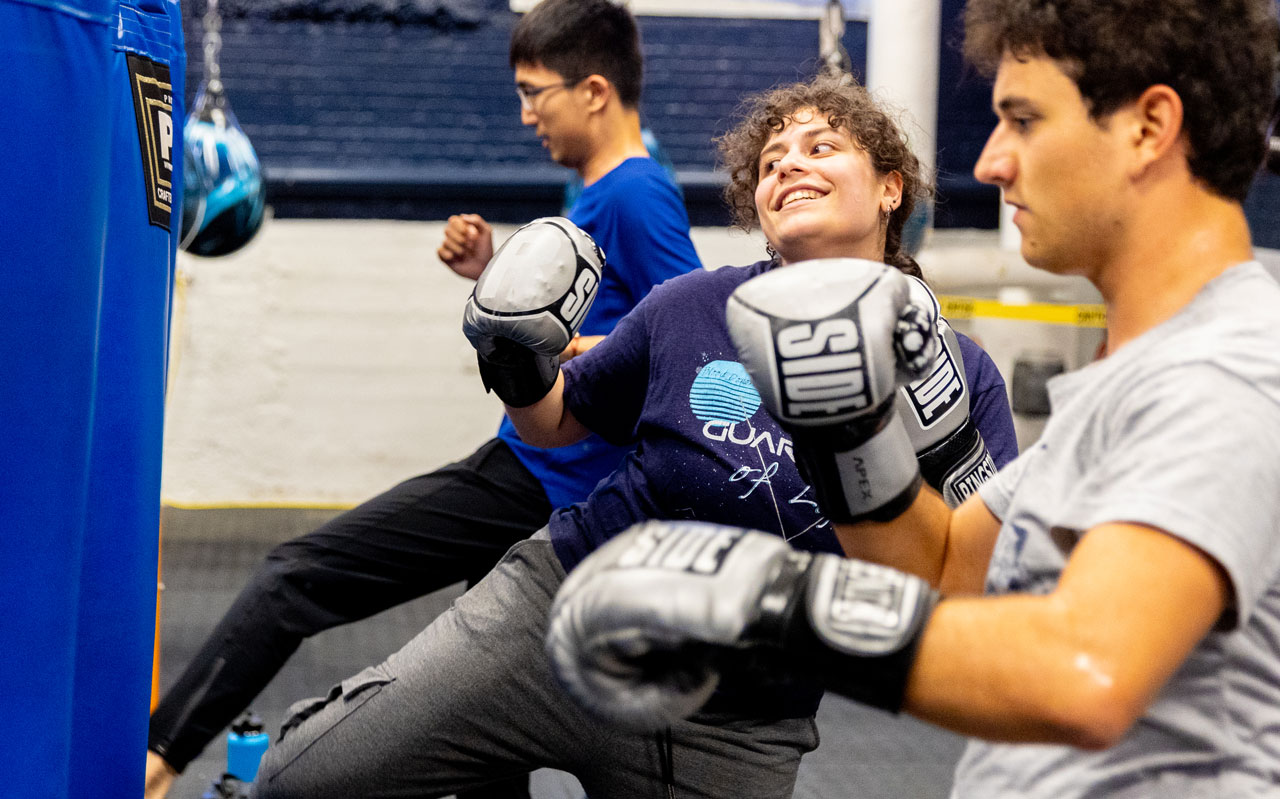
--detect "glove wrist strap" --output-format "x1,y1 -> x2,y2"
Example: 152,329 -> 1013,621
477,350 -> 559,408
790,556 -> 939,713
792,413 -> 922,524
916,417 -> 997,508
745,551 -> 814,647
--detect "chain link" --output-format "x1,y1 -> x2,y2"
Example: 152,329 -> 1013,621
818,0 -> 851,78
202,0 -> 223,88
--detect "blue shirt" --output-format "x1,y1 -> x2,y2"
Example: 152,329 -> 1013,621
496,157 -> 702,510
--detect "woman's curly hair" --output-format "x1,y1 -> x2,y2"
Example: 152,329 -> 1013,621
716,73 -> 933,277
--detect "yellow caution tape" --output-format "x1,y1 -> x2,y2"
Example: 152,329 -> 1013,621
938,295 -> 1107,328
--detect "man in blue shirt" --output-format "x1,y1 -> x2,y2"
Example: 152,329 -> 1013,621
144,2 -> 701,797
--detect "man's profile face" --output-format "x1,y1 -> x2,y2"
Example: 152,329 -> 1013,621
513,62 -> 591,170
973,54 -> 1131,278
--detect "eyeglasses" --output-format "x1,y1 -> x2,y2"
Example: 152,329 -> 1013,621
515,78 -> 583,111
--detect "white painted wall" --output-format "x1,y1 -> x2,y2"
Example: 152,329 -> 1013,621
160,219 -> 770,506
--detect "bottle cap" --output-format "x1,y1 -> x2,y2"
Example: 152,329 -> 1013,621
229,710 -> 264,736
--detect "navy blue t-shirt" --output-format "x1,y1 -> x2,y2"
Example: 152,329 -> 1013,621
496,157 -> 703,510
550,259 -> 1018,570
549,260 -> 1016,717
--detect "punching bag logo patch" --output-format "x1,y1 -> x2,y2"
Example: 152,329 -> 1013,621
126,54 -> 175,231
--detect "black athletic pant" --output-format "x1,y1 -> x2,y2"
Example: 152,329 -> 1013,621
150,438 -> 553,798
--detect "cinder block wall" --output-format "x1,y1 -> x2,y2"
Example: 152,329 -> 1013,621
184,6 -> 877,171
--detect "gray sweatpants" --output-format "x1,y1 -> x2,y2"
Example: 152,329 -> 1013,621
250,532 -> 819,799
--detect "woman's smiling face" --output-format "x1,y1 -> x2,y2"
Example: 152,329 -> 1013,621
754,108 -> 902,265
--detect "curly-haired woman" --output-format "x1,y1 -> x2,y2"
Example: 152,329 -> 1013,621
253,73 -> 1017,799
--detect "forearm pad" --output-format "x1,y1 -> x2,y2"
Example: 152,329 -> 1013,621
790,404 -> 923,524
916,417 -> 997,508
775,555 -> 938,713
476,337 -> 560,408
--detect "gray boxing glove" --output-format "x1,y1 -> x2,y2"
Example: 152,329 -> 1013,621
895,277 -> 998,507
462,217 -> 604,407
546,520 -> 938,733
726,259 -> 939,523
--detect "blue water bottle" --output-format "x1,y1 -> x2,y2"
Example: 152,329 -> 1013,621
226,711 -> 269,782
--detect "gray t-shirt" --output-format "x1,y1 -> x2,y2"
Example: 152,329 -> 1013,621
956,262 -> 1280,798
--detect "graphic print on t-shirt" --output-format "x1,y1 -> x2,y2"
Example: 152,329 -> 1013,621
689,360 -> 761,422
690,360 -> 829,542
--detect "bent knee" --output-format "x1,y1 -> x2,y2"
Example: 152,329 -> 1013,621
250,666 -> 395,797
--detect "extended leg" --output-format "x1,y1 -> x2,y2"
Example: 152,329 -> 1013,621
149,439 -> 550,773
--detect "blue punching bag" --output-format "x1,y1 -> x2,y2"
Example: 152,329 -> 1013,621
0,0 -> 115,795
69,1 -> 186,796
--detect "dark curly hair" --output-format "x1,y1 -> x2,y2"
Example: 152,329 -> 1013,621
964,0 -> 1279,203
716,74 -> 931,278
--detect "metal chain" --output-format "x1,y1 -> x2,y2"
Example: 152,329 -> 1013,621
202,0 -> 223,89
818,0 -> 851,78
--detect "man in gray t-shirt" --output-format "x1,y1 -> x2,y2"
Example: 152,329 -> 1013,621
859,2 -> 1280,793
540,1 -> 1280,796
818,0 -> 1280,793
953,261 -> 1280,797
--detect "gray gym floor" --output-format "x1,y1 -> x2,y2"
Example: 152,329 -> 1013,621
158,508 -> 964,799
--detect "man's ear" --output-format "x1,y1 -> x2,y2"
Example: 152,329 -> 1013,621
1129,84 -> 1185,176
581,74 -> 611,113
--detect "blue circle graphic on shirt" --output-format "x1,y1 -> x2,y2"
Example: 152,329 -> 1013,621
689,360 -> 761,422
